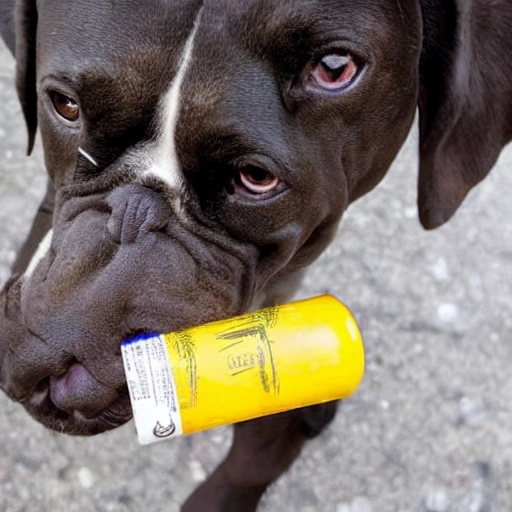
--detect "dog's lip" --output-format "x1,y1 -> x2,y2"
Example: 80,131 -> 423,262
38,395 -> 131,436
25,379 -> 132,434
93,389 -> 133,425
59,384 -> 133,426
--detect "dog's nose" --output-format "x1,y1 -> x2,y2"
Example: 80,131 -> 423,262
107,184 -> 170,244
49,362 -> 118,418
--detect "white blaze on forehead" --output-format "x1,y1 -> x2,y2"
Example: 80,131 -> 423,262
142,11 -> 203,188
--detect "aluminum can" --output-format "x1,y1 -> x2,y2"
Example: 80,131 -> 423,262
121,294 -> 364,445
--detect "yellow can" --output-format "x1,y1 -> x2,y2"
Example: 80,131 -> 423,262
121,295 -> 364,445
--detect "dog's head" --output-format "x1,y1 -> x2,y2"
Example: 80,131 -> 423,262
1,0 -> 511,435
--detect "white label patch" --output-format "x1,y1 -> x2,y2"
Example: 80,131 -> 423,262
121,334 -> 183,445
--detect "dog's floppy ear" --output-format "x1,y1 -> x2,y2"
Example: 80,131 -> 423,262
14,0 -> 38,155
417,0 -> 512,229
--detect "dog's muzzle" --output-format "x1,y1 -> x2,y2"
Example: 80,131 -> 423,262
0,183 -> 256,435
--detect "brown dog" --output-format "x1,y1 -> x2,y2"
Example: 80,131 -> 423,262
1,0 -> 511,510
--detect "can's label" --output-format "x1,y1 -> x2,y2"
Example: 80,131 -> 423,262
121,295 -> 364,445
122,333 -> 183,444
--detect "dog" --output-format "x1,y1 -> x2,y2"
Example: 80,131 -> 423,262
1,0 -> 511,510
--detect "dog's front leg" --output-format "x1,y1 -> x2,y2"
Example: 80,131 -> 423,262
182,402 -> 338,512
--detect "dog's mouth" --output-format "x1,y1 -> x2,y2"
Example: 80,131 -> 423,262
1,182 -> 259,436
21,361 -> 133,436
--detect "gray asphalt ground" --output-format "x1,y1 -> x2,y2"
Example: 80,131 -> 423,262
1,38 -> 512,512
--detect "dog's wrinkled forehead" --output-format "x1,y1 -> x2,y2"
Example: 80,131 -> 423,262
36,0 -> 420,105
35,0 -> 421,197
37,0 -> 201,62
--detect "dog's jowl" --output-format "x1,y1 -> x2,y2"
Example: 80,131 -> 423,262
1,0 -> 512,510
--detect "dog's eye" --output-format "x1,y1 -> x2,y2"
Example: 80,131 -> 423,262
310,53 -> 359,91
50,92 -> 80,122
235,167 -> 282,195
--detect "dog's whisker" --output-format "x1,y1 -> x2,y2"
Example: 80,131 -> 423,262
78,146 -> 99,167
